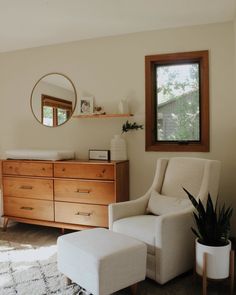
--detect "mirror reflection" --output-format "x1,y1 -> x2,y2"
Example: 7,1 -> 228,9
31,73 -> 77,127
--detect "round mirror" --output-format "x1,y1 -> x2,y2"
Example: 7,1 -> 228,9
30,73 -> 77,127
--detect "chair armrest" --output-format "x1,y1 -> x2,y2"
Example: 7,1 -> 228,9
154,207 -> 195,284
108,194 -> 149,229
155,208 -> 194,245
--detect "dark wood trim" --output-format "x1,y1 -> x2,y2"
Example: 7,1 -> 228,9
42,95 -> 72,107
145,50 -> 209,152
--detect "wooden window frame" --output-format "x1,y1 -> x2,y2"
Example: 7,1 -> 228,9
145,50 -> 209,152
41,95 -> 72,127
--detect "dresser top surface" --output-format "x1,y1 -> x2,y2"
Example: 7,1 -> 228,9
2,159 -> 128,165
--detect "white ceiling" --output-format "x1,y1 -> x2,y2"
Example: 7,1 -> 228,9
0,0 -> 235,53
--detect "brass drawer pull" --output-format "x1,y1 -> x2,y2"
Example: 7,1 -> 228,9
75,211 -> 92,216
75,189 -> 90,194
20,206 -> 34,210
97,169 -> 106,178
20,185 -> 33,190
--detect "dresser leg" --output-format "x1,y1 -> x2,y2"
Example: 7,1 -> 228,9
61,228 -> 65,235
3,217 -> 9,231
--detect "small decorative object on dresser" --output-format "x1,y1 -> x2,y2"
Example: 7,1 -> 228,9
110,121 -> 143,161
89,149 -> 110,161
2,159 -> 129,231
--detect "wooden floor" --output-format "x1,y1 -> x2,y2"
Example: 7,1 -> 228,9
0,223 -> 235,295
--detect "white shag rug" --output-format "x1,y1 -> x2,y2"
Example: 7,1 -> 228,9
0,240 -> 90,295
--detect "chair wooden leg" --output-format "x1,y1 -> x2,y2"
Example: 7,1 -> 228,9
202,252 -> 207,295
230,250 -> 235,295
3,217 -> 8,231
130,283 -> 138,295
65,277 -> 72,285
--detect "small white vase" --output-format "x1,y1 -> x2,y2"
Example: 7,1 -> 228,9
118,98 -> 129,114
195,239 -> 231,279
110,135 -> 127,160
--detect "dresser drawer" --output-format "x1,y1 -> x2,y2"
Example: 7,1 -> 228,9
54,179 -> 115,205
55,202 -> 108,227
2,161 -> 53,177
54,163 -> 114,180
3,177 -> 53,200
4,197 -> 54,221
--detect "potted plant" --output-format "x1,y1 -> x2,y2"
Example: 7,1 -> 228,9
122,120 -> 143,133
184,188 -> 233,279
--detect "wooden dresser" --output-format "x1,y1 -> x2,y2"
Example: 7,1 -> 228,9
1,159 -> 129,231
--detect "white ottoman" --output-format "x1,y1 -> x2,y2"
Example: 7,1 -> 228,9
57,228 -> 147,295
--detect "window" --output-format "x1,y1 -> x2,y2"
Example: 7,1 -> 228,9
41,95 -> 72,127
145,51 -> 209,152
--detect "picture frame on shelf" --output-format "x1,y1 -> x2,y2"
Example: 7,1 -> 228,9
79,97 -> 94,115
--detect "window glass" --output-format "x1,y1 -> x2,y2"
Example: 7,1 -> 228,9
156,63 -> 200,141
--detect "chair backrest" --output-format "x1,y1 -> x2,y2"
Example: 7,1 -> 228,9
152,157 -> 221,205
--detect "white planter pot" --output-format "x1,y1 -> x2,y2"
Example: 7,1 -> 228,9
110,134 -> 127,161
195,239 -> 231,279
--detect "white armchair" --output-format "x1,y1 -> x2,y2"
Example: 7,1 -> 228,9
109,157 -> 221,284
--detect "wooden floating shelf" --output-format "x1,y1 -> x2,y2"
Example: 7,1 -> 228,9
73,113 -> 134,119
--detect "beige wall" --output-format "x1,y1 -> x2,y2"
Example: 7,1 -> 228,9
0,22 -> 236,234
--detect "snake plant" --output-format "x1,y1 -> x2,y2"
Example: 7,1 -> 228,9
184,188 -> 233,246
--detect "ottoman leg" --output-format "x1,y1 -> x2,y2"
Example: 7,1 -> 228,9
130,283 -> 138,295
65,277 -> 72,285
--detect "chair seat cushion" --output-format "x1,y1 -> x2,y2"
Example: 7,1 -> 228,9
147,190 -> 192,215
112,215 -> 157,255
